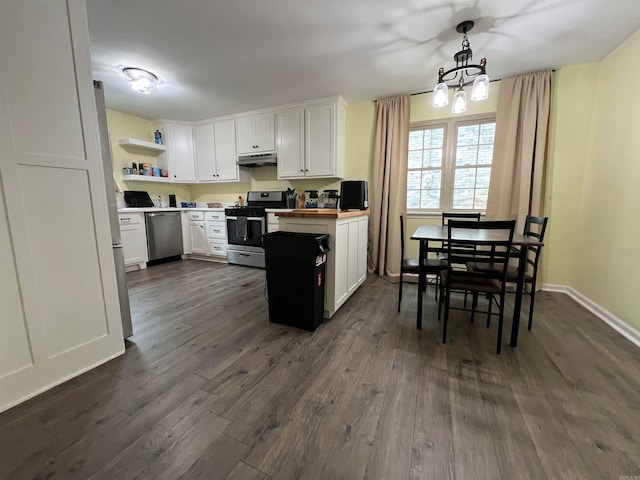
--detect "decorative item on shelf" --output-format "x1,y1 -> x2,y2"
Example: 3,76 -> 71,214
160,169 -> 169,178
432,20 -> 489,114
132,162 -> 138,175
154,129 -> 163,145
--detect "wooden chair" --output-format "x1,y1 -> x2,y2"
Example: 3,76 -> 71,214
438,220 -> 516,354
398,214 -> 446,311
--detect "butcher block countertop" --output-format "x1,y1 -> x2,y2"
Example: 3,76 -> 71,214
277,209 -> 369,219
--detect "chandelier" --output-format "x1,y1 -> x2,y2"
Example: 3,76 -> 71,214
432,20 -> 489,114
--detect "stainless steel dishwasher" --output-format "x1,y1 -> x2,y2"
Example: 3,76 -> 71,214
145,212 -> 183,261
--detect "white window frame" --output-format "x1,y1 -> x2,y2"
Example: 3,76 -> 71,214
407,113 -> 496,216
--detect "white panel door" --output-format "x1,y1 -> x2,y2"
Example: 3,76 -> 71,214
347,219 -> 360,294
276,109 -> 305,179
305,104 -> 335,177
167,124 -> 196,182
253,113 -> 275,152
189,222 -> 207,255
214,121 -> 239,181
334,222 -> 350,306
0,0 -> 124,412
194,123 -> 216,182
357,216 -> 369,285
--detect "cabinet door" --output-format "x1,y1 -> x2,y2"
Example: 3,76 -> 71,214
189,221 -> 206,255
235,117 -> 255,155
347,219 -> 360,294
356,216 -> 368,285
253,113 -> 275,152
120,224 -> 146,266
305,104 -> 335,177
214,121 -> 239,181
236,114 -> 275,154
276,109 -> 305,179
194,123 -> 216,182
334,221 -> 350,306
167,124 -> 196,182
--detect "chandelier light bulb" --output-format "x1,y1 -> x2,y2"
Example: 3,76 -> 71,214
432,82 -> 449,108
471,74 -> 490,101
451,89 -> 467,114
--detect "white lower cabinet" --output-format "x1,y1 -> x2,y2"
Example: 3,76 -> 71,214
118,213 -> 148,270
277,212 -> 368,318
267,212 -> 281,233
189,221 -> 206,255
204,210 -> 227,260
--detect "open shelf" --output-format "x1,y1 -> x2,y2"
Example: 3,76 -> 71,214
122,174 -> 170,183
118,138 -> 167,152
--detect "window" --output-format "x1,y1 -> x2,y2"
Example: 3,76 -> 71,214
407,116 -> 496,212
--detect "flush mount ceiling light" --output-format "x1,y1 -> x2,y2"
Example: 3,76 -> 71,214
432,20 -> 489,114
121,67 -> 159,94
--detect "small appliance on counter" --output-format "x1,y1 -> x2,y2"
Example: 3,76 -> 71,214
339,180 -> 368,210
124,190 -> 154,208
322,190 -> 339,208
305,190 -> 319,208
169,194 -> 177,208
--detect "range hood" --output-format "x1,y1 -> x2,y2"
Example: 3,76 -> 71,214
236,152 -> 277,167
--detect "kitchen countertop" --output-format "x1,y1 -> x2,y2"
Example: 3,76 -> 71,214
277,209 -> 369,219
118,207 -> 224,213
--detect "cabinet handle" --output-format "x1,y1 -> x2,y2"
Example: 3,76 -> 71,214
305,169 -> 309,172
299,169 -> 304,172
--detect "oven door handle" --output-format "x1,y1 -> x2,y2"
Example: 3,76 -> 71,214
226,216 -> 237,220
247,216 -> 264,221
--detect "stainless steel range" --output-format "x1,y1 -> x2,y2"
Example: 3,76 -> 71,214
225,191 -> 287,268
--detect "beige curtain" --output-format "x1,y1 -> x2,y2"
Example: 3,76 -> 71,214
486,70 -> 552,232
369,95 -> 410,277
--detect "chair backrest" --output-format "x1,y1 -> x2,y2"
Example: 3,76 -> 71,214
446,220 -> 516,287
523,215 -> 548,277
441,212 -> 482,255
399,214 -> 406,261
442,212 -> 481,225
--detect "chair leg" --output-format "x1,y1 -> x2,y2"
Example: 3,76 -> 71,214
486,295 -> 493,328
437,280 -> 443,321
434,275 -> 439,301
470,293 -> 478,323
496,296 -> 504,355
397,274 -> 403,312
442,287 -> 450,344
528,290 -> 536,330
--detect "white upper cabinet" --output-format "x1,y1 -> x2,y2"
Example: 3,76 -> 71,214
154,121 -> 196,182
236,113 -> 275,154
195,121 -> 249,183
277,97 -> 346,179
276,109 -> 305,178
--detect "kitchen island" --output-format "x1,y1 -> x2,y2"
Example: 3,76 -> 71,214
277,209 -> 369,318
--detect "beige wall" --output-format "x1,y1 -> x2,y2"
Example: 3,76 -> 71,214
107,109 -> 191,205
543,64 -> 599,286
566,30 -> 640,331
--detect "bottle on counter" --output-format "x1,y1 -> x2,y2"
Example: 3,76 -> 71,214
238,195 -> 243,206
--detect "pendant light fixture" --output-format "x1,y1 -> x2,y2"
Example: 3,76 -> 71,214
432,20 -> 489,113
121,67 -> 159,94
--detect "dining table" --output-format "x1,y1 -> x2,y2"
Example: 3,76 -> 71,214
411,224 -> 543,348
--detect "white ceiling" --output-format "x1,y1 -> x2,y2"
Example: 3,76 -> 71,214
86,0 -> 640,122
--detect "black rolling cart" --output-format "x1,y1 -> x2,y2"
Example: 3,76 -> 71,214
263,231 -> 330,331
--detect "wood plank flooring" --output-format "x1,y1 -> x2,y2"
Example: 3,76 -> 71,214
1,259 -> 639,479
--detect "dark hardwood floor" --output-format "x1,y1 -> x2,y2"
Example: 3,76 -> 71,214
1,259 -> 639,479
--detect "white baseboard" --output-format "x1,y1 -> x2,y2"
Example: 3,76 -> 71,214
542,284 -> 640,349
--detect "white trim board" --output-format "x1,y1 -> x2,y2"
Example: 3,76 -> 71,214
542,284 -> 640,349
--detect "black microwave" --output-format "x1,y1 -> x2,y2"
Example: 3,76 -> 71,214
339,180 -> 368,210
